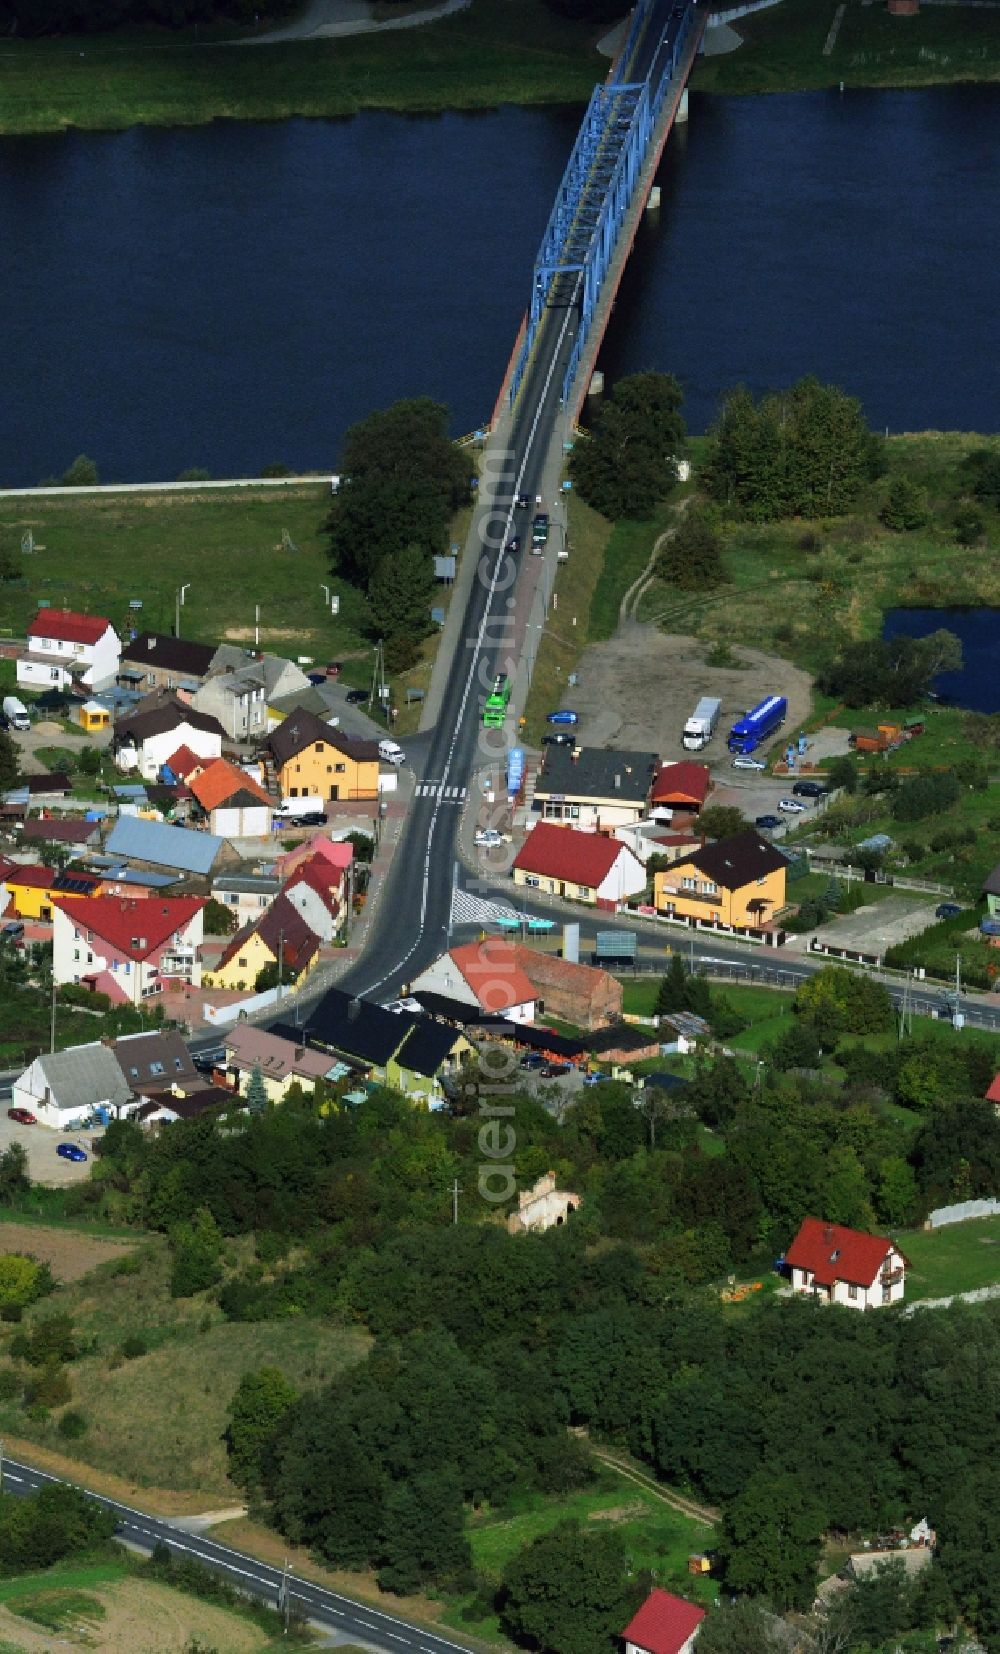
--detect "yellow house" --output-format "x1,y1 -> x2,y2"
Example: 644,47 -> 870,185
654,830 -> 787,930
268,708 -> 380,803
6,866 -> 104,921
203,894 -> 320,991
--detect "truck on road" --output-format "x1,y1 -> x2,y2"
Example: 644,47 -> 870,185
682,696 -> 721,751
727,694 -> 787,755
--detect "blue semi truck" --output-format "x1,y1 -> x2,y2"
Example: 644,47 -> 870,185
728,694 -> 788,755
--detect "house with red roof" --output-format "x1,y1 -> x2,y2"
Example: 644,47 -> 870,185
188,758 -> 271,839
411,940 -> 623,1030
161,745 -> 205,784
649,761 -> 711,817
986,1074 -> 1000,1111
785,1217 -> 907,1310
512,823 -> 646,909
276,835 -> 354,883
18,608 -> 120,694
622,1588 -> 705,1654
282,852 -> 346,943
52,895 -> 206,1006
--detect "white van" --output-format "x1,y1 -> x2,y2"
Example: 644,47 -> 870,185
2,696 -> 30,732
378,739 -> 405,766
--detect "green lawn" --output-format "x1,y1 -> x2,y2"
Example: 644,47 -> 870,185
902,1217 -> 1000,1301
0,484 -> 375,677
0,0 -> 602,137
693,0 -> 1000,95
444,1470 -> 715,1639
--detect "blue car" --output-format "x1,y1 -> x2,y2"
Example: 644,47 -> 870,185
56,1143 -> 87,1163
546,709 -> 579,726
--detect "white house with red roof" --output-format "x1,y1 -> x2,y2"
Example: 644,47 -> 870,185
986,1074 -> 1000,1111
785,1217 -> 907,1310
18,608 -> 121,693
411,938 -> 538,1022
52,895 -> 205,1006
512,822 -> 646,909
281,852 -> 346,943
622,1588 -> 705,1654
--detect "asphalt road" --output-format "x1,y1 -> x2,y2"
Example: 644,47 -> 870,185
1,1456 -> 478,1654
336,0 -> 697,1004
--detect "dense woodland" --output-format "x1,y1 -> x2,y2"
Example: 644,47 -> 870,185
58,965 -> 1000,1648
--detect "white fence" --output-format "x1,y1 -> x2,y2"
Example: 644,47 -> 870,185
706,0 -> 783,26
203,986 -> 282,1027
926,1197 -> 1000,1230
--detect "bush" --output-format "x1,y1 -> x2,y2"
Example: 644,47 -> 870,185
25,1361 -> 72,1409
60,454 -> 99,487
10,1314 -> 78,1367
954,506 -> 985,546
880,476 -> 928,531
121,1333 -> 148,1360
0,1366 -> 22,1401
891,771 -> 961,823
57,1408 -> 88,1439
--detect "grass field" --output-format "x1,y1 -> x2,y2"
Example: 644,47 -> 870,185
0,1559 -> 298,1652
0,484 -> 373,676
0,984 -> 163,1070
693,0 -> 1000,95
3,1242 -> 368,1498
0,0 -> 601,137
522,493 -> 612,744
901,1216 -> 1000,1300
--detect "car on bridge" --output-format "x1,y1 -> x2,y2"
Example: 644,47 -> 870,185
546,709 -> 579,725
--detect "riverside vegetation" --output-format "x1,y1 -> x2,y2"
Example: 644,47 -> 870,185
1,986 -> 999,1646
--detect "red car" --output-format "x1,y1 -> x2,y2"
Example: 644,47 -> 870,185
7,1107 -> 36,1125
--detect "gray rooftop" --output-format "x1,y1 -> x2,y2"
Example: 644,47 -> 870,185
106,816 -> 224,875
33,1044 -> 132,1111
534,745 -> 658,806
213,874 -> 281,894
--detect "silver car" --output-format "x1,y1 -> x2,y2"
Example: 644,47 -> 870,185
731,754 -> 766,772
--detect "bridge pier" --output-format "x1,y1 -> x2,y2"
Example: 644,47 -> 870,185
676,87 -> 689,123
646,185 -> 661,211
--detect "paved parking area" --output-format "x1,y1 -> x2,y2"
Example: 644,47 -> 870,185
0,1111 -> 101,1186
810,894 -> 939,962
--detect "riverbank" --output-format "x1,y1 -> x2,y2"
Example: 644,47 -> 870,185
0,0 -> 599,135
693,0 -> 1000,95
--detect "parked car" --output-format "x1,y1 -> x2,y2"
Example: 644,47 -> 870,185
344,687 -> 369,705
542,733 -> 574,748
325,662 -> 342,679
732,755 -> 767,772
474,828 -> 506,847
520,1053 -> 546,1069
1,921 -> 25,944
506,537 -> 521,555
792,780 -> 828,799
516,493 -> 531,511
7,1107 -> 36,1125
56,1144 -> 87,1163
193,1046 -> 226,1073
778,797 -> 806,814
541,1062 -> 572,1078
546,709 -> 579,725
297,811 -> 328,826
935,902 -> 964,920
306,671 -> 327,686
582,1073 -> 608,1087
755,814 -> 784,831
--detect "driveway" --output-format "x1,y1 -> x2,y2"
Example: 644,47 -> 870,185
0,1112 -> 101,1187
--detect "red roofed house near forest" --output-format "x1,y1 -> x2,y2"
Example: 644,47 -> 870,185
622,1588 -> 706,1654
411,940 -> 623,1031
986,1074 -> 1000,1111
52,896 -> 206,1006
512,823 -> 646,909
18,608 -> 121,694
785,1217 -> 907,1310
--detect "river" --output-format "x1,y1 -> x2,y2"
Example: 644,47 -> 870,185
1,85 -> 998,486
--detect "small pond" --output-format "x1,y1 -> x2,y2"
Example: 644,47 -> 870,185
882,607 -> 1000,713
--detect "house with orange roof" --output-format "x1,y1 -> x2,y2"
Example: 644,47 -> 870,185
18,608 -> 120,693
52,895 -> 205,1005
649,760 -> 711,817
188,758 -> 272,839
410,940 -> 623,1030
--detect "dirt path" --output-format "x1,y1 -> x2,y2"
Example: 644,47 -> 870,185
587,1444 -> 718,1526
242,0 -> 471,44
619,499 -> 691,626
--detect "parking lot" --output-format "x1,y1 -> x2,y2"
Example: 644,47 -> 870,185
710,773 -> 833,835
0,1110 -> 101,1186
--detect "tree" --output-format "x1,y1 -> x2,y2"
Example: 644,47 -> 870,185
880,476 -> 928,531
655,955 -> 689,1016
169,1207 -> 223,1298
500,1521 -> 641,1654
77,745 -> 102,776
817,630 -> 962,709
254,959 -> 296,992
0,731 -> 21,793
719,1470 -> 827,1609
0,1144 -> 29,1204
891,770 -> 960,822
377,1468 -> 471,1593
698,804 -> 748,840
227,1366 -> 298,1495
60,454 -> 99,486
953,505 -> 984,546
657,509 -> 724,590
826,755 -> 858,795
368,541 -> 435,670
695,1600 -> 785,1654
0,542 -> 22,582
0,1254 -> 51,1315
569,372 -> 686,520
245,1065 -> 268,1117
203,897 -> 237,936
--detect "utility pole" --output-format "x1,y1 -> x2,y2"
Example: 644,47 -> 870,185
279,1555 -> 290,1634
451,1179 -> 462,1225
49,975 -> 57,1055
175,583 -> 191,638
277,930 -> 284,1004
254,604 -> 261,650
344,858 -> 354,944
0,1436 -> 4,1495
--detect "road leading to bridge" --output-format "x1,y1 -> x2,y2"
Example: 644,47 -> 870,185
339,0 -> 702,1002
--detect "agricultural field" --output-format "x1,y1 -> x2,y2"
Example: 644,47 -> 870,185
0,1223 -> 138,1284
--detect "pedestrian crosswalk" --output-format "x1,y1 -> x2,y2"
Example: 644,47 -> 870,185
415,781 -> 467,802
450,888 -> 521,929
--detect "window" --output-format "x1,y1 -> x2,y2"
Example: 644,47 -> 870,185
129,1067 -> 139,1079
848,1283 -> 858,1301
147,672 -> 157,686
570,805 -> 580,820
124,961 -> 131,974
703,880 -> 718,895
577,886 -> 590,898
326,765 -> 332,774
50,667 -> 60,681
174,1058 -> 184,1071
149,1061 -> 165,1076
74,928 -> 80,940
682,876 -> 696,890
525,875 -> 540,888
335,763 -> 345,774
238,957 -> 247,968
111,960 -> 118,972
314,743 -> 323,752
73,949 -> 80,961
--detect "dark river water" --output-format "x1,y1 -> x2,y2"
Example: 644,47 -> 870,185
2,84 -> 999,486
883,607 -> 1000,714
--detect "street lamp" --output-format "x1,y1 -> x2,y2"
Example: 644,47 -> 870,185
175,584 -> 191,638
